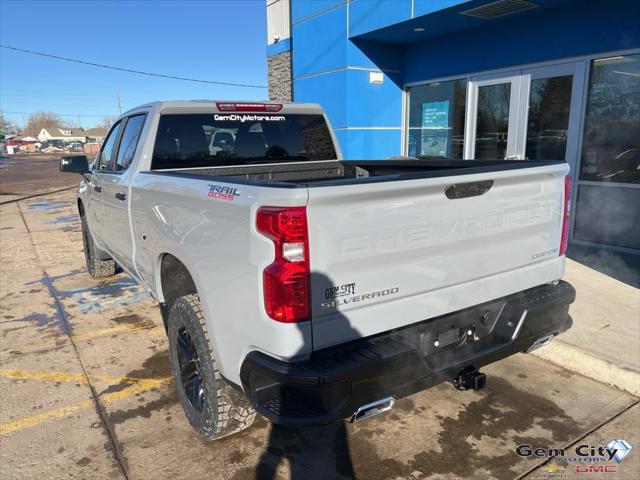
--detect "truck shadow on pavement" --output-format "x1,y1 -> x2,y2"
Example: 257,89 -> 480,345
255,422 -> 355,480
254,272 -> 359,480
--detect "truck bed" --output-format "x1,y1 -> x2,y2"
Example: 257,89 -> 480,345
148,159 -> 566,187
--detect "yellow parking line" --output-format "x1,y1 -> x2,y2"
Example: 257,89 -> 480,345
0,399 -> 95,435
0,369 -> 98,384
0,368 -> 165,387
0,372 -> 172,435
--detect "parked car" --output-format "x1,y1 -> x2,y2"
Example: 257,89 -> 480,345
61,101 -> 575,440
41,140 -> 64,153
68,142 -> 84,152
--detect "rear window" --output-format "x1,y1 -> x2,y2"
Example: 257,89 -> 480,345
151,113 -> 337,169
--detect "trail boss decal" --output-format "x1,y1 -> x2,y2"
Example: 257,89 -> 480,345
208,184 -> 240,202
321,286 -> 400,310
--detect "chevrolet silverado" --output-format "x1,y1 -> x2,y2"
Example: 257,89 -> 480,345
60,101 -> 575,440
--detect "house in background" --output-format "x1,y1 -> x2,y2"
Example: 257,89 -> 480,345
37,127 -> 87,143
82,126 -> 107,143
37,126 -> 107,143
82,126 -> 107,155
266,0 -> 639,277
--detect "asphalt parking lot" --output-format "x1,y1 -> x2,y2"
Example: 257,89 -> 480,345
0,154 -> 78,198
1,156 -> 638,479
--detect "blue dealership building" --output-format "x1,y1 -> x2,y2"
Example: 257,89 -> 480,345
266,0 -> 639,262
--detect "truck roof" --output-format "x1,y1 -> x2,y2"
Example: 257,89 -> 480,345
122,100 -> 324,117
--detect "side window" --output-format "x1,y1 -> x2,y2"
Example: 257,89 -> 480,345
96,121 -> 123,171
115,114 -> 146,171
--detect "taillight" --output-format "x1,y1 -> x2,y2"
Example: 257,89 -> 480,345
560,176 -> 572,256
256,206 -> 310,323
216,102 -> 283,112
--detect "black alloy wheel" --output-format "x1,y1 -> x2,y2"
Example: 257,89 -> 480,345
167,294 -> 256,440
176,326 -> 205,412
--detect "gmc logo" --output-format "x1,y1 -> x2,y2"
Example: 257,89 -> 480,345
576,465 -> 617,473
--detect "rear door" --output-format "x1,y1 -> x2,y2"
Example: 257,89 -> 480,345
100,114 -> 147,274
306,163 -> 569,350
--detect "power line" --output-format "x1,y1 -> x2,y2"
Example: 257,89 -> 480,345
1,99 -> 130,108
1,44 -> 268,89
2,89 -> 139,100
1,91 -> 158,106
1,110 -> 111,118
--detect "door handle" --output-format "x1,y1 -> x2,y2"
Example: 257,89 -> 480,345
93,185 -> 102,193
445,180 -> 494,199
115,192 -> 127,201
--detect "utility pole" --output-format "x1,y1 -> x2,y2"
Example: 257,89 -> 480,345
116,88 -> 122,116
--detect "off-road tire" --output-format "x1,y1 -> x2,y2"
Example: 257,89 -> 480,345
80,216 -> 116,277
168,294 -> 256,440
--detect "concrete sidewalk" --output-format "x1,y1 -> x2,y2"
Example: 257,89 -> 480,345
533,259 -> 640,396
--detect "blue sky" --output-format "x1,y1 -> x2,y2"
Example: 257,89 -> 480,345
0,0 -> 268,128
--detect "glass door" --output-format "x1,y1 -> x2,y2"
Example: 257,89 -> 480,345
517,63 -> 586,173
464,64 -> 585,165
464,72 -> 522,160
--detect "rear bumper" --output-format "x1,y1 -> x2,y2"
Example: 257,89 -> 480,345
240,280 -> 575,426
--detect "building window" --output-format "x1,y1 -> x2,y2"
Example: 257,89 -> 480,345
406,79 -> 466,159
579,53 -> 640,184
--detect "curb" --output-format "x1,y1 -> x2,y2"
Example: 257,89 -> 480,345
532,339 -> 640,397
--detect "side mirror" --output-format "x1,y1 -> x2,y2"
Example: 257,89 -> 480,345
60,155 -> 89,174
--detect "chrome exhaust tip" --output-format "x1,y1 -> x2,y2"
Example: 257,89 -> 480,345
526,334 -> 554,353
350,396 -> 395,423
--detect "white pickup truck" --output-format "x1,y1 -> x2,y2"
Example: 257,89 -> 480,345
61,101 -> 575,440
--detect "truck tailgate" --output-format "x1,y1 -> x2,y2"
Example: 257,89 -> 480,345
306,163 -> 569,350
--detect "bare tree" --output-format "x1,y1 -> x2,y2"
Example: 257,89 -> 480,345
24,111 -> 63,137
0,113 -> 19,136
98,115 -> 117,129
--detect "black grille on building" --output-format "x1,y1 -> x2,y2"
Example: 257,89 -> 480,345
461,0 -> 539,19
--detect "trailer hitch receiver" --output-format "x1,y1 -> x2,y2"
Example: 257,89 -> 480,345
454,366 -> 486,391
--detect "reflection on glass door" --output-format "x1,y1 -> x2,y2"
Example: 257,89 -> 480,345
475,83 -> 512,159
518,63 -> 585,170
574,53 -> 640,251
579,54 -> 640,184
465,72 -> 521,160
525,75 -> 573,160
